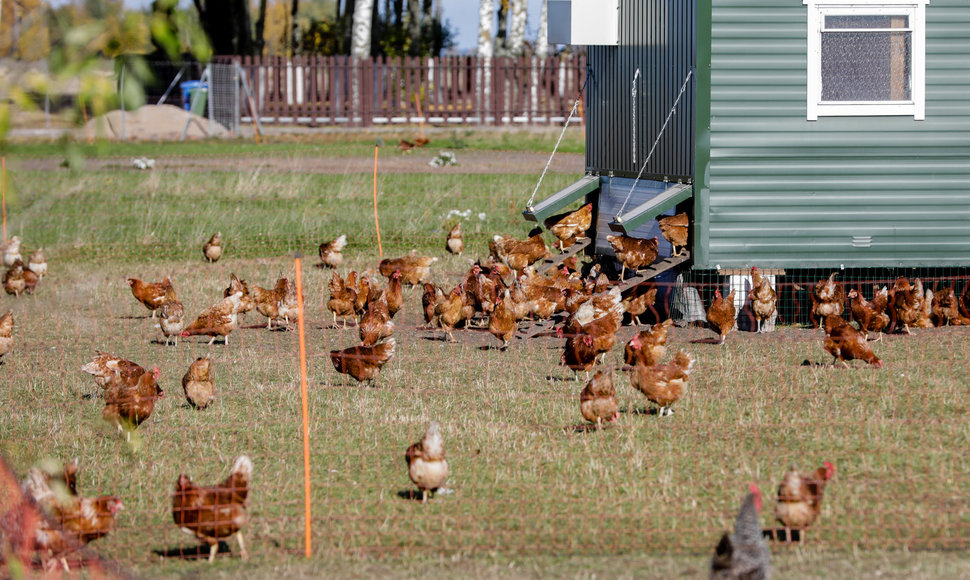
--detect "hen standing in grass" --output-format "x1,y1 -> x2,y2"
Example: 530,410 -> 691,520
327,271 -> 358,327
3,261 -> 26,296
624,319 -> 674,367
252,277 -> 289,329
1,236 -> 21,267
446,222 -> 464,256
750,267 -> 776,334
0,310 -> 13,359
847,287 -> 889,340
579,369 -> 618,426
157,299 -> 186,345
405,422 -> 449,503
224,273 -> 256,315
182,355 -> 215,410
379,254 -> 438,286
629,350 -> 694,416
710,485 -> 771,580
172,456 -> 252,563
386,270 -> 404,318
318,234 -> 347,268
127,276 -> 177,319
707,289 -> 737,345
488,289 -> 518,349
101,365 -> 163,439
23,461 -> 123,570
931,285 -> 967,326
621,285 -> 658,326
28,248 -> 47,279
775,461 -> 835,540
329,338 -> 396,385
812,272 -> 845,328
202,232 -> 222,263
359,290 -> 394,346
822,315 -> 882,367
181,291 -> 244,345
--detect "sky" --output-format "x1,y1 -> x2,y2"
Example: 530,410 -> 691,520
444,0 -> 544,52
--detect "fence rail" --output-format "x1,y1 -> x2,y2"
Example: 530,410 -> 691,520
213,54 -> 588,127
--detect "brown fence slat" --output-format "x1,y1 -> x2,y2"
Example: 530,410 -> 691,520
205,54 -> 587,126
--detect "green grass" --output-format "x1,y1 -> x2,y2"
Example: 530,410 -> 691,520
1,127 -> 586,159
1,140 -> 968,578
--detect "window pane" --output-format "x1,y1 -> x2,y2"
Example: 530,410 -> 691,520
825,15 -> 909,29
821,31 -> 911,101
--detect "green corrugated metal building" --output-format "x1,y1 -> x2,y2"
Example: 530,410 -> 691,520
538,0 -> 970,271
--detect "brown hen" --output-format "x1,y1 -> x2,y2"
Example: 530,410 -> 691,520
329,338 -> 396,385
172,455 -> 252,563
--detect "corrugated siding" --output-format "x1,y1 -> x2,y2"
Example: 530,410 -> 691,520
699,0 -> 970,268
586,0 -> 697,179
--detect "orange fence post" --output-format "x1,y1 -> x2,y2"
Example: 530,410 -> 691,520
414,93 -> 425,140
294,254 -> 312,558
373,143 -> 384,258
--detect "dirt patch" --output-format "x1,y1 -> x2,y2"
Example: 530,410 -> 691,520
79,104 -> 229,141
17,149 -> 585,175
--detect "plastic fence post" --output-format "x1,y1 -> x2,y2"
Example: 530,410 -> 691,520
373,144 -> 383,258
294,254 -> 312,558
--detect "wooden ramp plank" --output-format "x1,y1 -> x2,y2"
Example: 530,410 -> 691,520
616,251 -> 691,292
523,175 -> 600,224
536,237 -> 592,274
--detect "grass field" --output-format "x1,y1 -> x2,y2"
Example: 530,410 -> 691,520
1,132 -> 968,578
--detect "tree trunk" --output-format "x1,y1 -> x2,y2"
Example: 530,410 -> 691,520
290,0 -> 300,56
352,0 -> 374,57
406,0 -> 421,53
255,0 -> 268,56
478,0 -> 494,120
477,0 -> 494,58
507,0 -> 526,55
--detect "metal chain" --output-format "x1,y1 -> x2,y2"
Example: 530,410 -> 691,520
527,75 -> 591,210
631,68 -> 640,167
615,67 -> 694,220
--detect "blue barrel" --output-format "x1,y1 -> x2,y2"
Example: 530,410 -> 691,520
180,81 -> 205,111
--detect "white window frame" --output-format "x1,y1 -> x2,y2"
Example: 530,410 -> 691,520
804,0 -> 929,121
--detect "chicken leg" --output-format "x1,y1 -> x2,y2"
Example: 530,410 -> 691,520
207,541 -> 219,563
236,532 -> 249,560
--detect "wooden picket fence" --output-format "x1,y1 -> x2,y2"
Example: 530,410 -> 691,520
214,54 -> 587,126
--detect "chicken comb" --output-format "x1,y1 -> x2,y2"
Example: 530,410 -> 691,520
823,461 -> 836,479
748,483 -> 763,511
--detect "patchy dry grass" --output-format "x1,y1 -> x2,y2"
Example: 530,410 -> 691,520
0,143 -> 968,578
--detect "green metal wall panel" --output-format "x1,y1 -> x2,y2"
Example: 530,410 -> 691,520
697,0 -> 970,268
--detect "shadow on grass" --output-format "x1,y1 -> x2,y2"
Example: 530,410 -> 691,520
763,527 -> 804,543
690,337 -> 723,345
153,543 -> 233,561
619,406 -> 660,416
564,423 -> 615,434
118,315 -> 150,320
545,374 -> 581,383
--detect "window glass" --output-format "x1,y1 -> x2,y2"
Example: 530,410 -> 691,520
821,31 -> 912,101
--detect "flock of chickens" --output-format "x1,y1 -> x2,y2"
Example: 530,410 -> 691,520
2,194 -> 961,577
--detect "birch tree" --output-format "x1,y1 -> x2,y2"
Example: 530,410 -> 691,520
351,0 -> 374,57
478,0 -> 494,117
536,0 -> 549,58
507,0 -> 527,55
